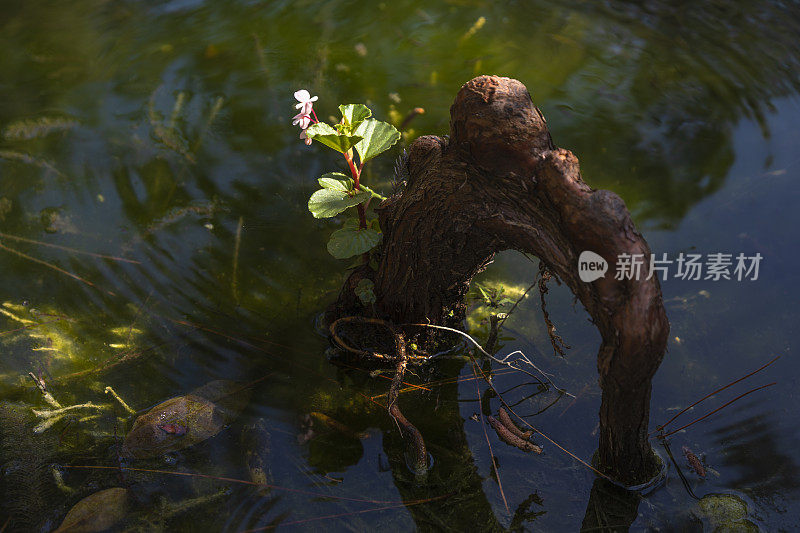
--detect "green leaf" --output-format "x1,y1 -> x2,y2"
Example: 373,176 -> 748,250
355,279 -> 376,305
339,104 -> 372,129
318,172 -> 353,192
354,119 -> 401,163
357,183 -> 386,201
308,187 -> 371,218
327,219 -> 381,259
305,122 -> 363,153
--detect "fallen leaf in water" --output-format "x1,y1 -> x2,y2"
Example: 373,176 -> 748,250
54,487 -> 129,532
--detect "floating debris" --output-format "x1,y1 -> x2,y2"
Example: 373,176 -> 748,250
682,446 -> 706,478
487,415 -> 542,454
498,407 -> 533,440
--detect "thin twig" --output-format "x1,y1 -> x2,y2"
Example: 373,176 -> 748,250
61,465 -> 443,505
538,265 -> 570,358
104,386 -> 136,415
0,241 -> 115,296
468,357 -> 611,481
660,439 -> 699,500
471,362 -> 510,514
232,216 -> 243,303
659,382 -> 776,438
331,316 -> 428,362
0,231 -> 140,263
406,323 -> 573,397
652,355 -> 780,435
496,280 -> 537,331
28,372 -> 62,408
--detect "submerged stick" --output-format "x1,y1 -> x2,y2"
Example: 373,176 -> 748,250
232,216 -> 243,303
0,241 -> 115,296
652,355 -> 780,435
104,386 -> 136,415
406,323 -> 573,397
28,372 -> 62,409
498,407 -> 533,440
470,362 -> 510,514
660,383 -> 776,438
0,231 -> 140,263
487,415 -> 542,454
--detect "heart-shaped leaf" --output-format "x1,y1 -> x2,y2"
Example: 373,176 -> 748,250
327,218 -> 381,259
308,187 -> 371,219
305,122 -> 363,153
318,172 -> 353,192
339,104 -> 372,130
354,119 -> 400,163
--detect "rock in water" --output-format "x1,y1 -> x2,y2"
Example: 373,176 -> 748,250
121,380 -> 248,459
241,418 -> 272,494
54,487 -> 129,533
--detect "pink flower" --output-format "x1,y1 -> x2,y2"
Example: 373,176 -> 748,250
292,89 -> 317,147
292,111 -> 312,129
294,89 -> 318,115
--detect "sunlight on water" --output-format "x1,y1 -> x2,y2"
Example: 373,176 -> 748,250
1,1 -> 799,530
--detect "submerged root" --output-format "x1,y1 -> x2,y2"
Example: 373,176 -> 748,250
329,316 -> 428,363
537,265 -> 570,359
385,325 -> 428,477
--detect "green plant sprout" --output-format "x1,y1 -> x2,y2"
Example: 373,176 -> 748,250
291,90 -> 400,260
471,282 -> 517,309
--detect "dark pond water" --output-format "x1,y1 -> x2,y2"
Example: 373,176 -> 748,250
1,1 -> 799,531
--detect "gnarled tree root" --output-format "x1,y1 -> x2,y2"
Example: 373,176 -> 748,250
332,75 -> 669,485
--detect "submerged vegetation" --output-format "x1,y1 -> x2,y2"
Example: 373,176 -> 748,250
1,0 -> 799,531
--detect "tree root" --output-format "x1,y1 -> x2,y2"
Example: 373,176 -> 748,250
329,316 -> 429,476
386,325 -> 428,477
329,316 -> 428,363
537,264 -> 570,359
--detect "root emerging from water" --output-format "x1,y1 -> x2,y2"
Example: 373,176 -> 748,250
330,316 -> 428,477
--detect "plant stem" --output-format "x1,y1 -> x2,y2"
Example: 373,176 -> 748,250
344,151 -> 368,230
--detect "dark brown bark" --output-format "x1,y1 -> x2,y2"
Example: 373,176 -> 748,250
337,75 -> 669,485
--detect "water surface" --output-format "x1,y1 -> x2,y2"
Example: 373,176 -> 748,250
1,1 -> 799,531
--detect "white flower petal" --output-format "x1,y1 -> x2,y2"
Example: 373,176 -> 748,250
294,89 -> 310,102
292,114 -> 312,129
296,101 -> 314,114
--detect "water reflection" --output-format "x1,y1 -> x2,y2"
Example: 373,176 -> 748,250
2,0 -> 800,530
712,412 -> 800,507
